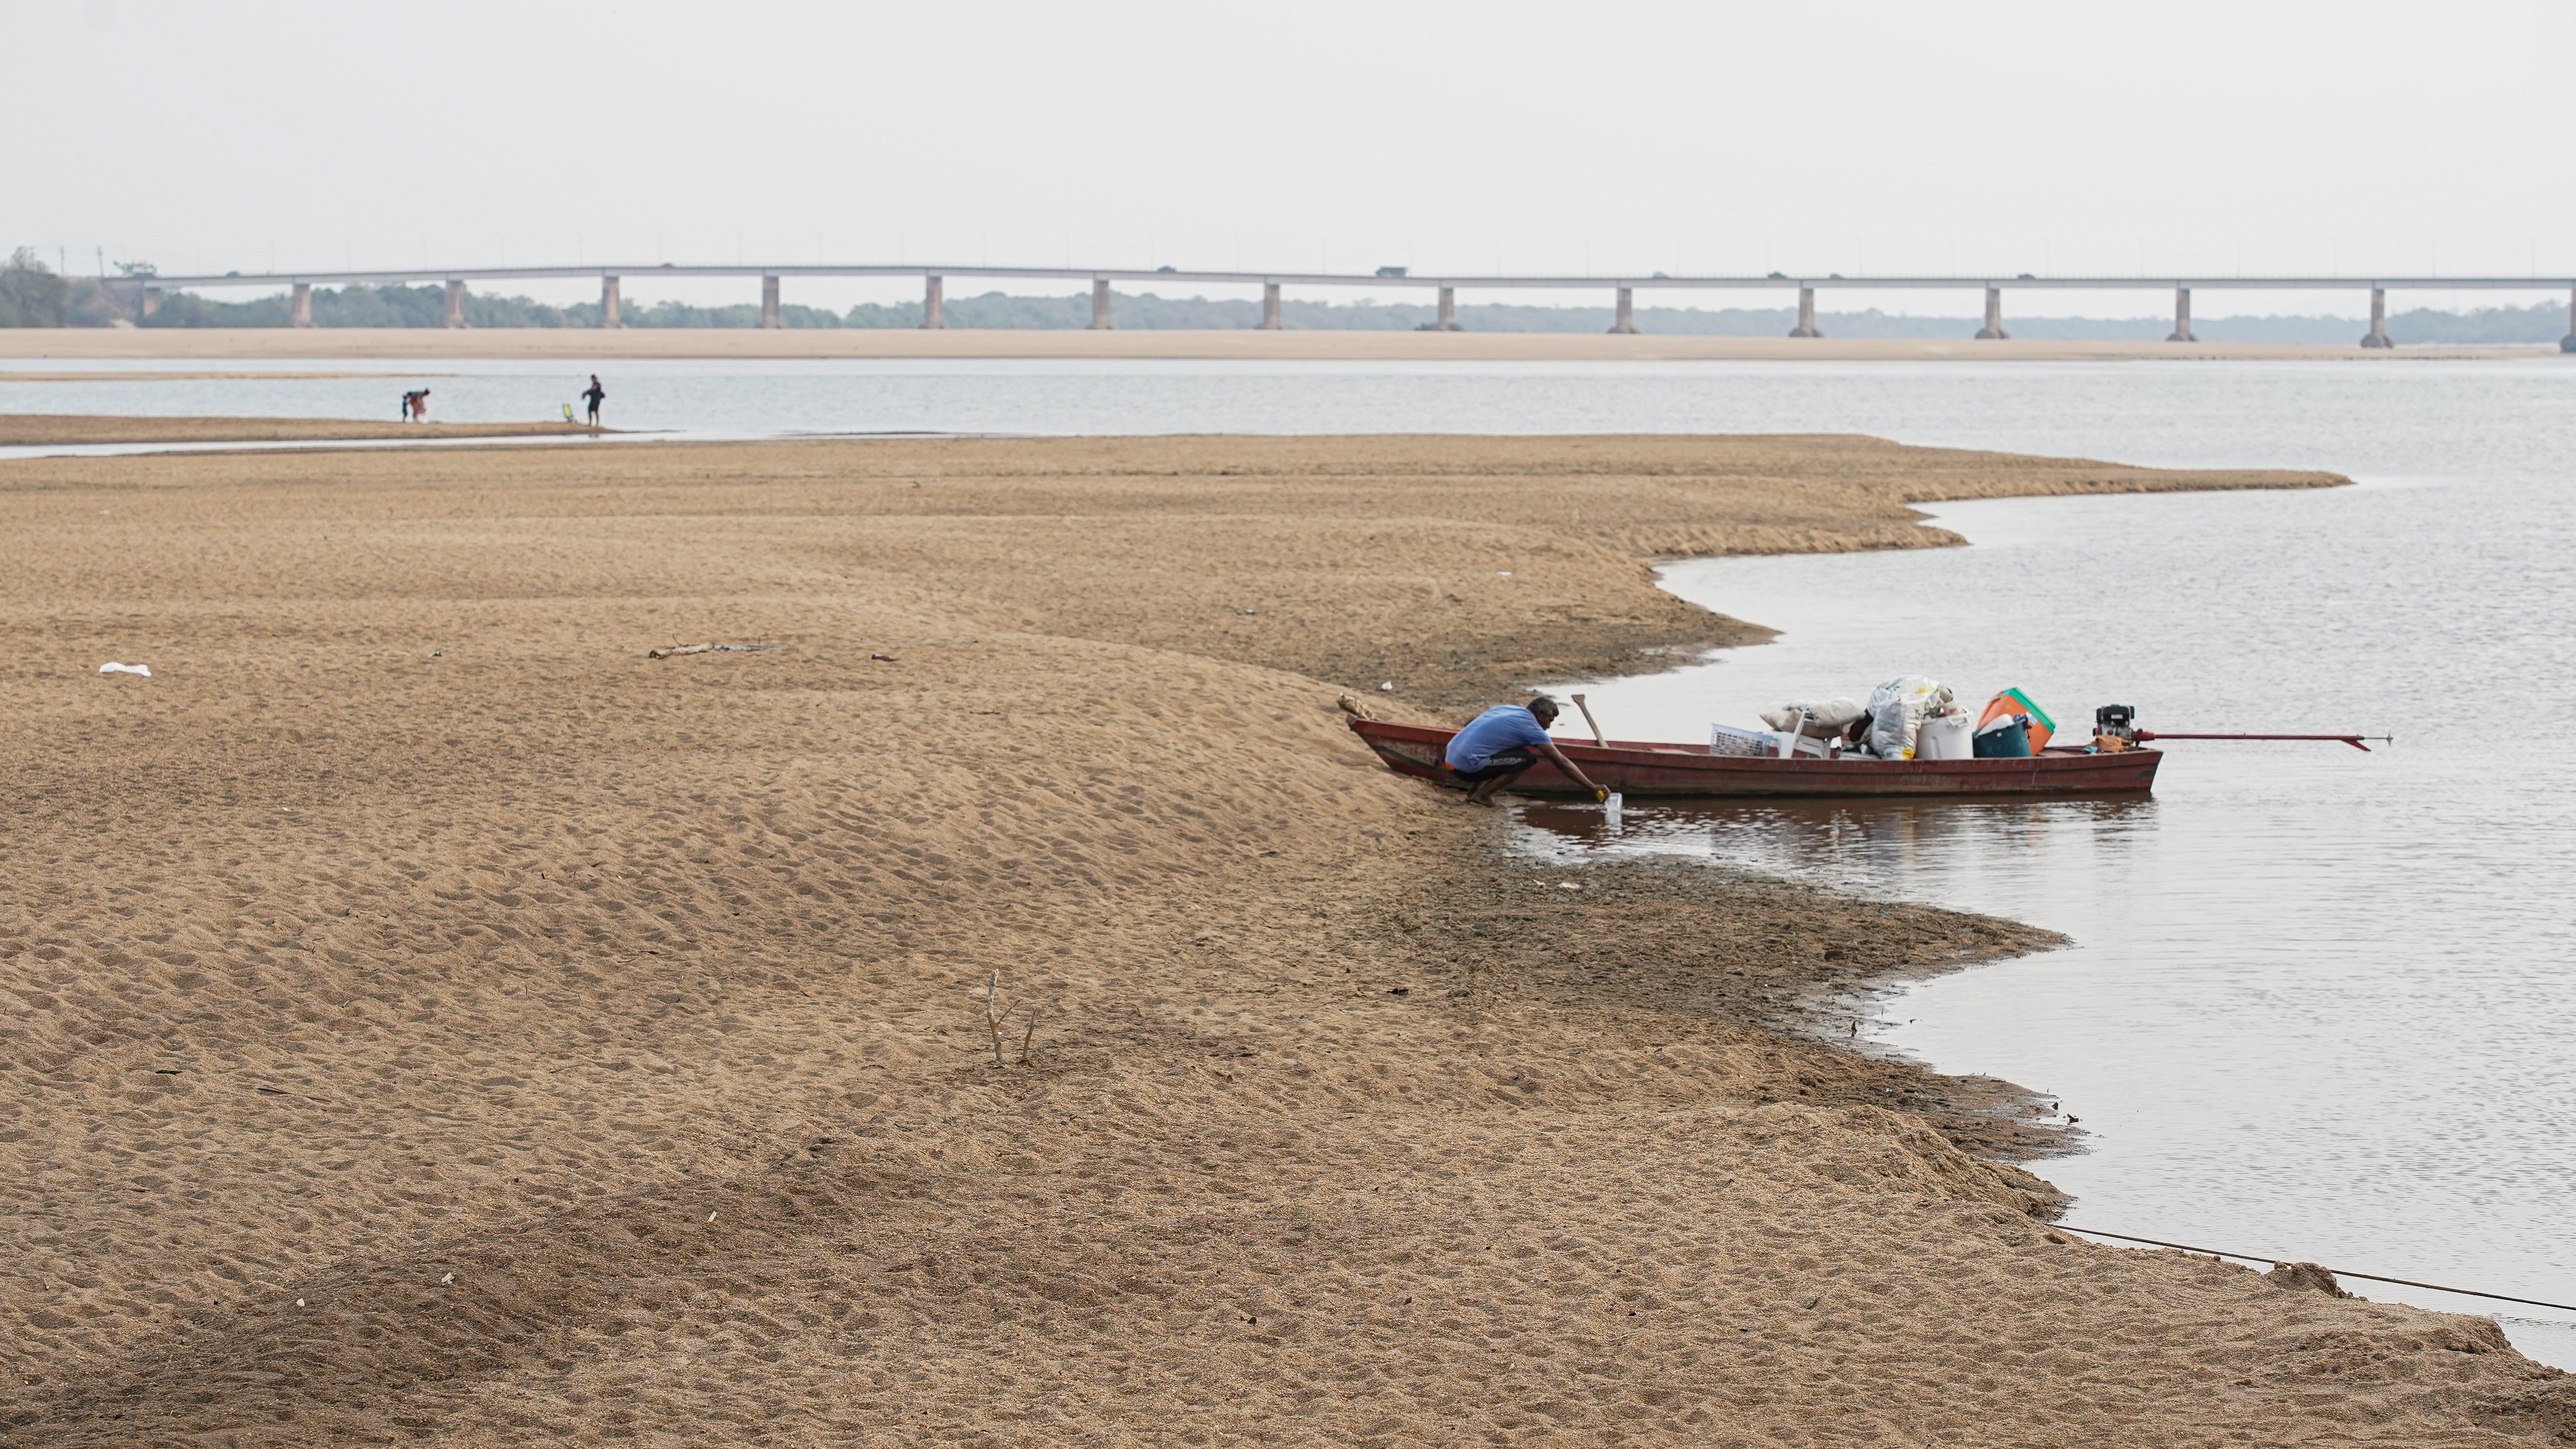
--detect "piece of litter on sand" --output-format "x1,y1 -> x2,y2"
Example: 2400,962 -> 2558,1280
99,662 -> 151,677
647,642 -> 788,660
1378,681 -> 1394,692
871,652 -> 898,662
708,1211 -> 719,1222
440,1273 -> 454,1284
295,1298 -> 306,1308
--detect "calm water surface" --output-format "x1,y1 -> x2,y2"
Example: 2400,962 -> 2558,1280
1493,366 -> 2576,1364
10,354 -> 2572,1361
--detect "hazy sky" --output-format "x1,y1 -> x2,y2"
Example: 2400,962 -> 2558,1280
12,0 -> 2574,318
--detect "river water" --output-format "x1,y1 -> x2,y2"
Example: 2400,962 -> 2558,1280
7,354 -> 2572,1362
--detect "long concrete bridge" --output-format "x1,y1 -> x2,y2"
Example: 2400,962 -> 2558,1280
119,262 -> 2576,351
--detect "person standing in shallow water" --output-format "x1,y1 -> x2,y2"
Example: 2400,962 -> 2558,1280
1443,694 -> 1608,807
580,375 -> 606,427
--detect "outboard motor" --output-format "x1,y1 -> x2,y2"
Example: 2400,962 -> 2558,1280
2095,704 -> 2138,745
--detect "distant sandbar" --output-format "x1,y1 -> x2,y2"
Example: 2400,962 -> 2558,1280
0,327 -> 2553,363
0,413 -> 600,447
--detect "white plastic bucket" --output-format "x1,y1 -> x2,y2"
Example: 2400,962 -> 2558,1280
1917,711 -> 1975,761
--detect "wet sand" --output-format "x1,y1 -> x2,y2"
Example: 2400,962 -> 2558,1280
0,372 -> 432,385
0,415 -> 597,447
0,326 -> 2549,363
3,432 -> 2565,1446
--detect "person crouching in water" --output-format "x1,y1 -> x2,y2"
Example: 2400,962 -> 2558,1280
1445,694 -> 1608,807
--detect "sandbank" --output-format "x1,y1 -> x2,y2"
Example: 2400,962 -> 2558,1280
0,371 -> 427,384
0,415 -> 599,447
0,326 -> 2555,363
3,431 -> 2563,1445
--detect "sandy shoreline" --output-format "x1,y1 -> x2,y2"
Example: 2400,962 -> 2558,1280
0,326 -> 2556,363
3,430 -> 2565,1445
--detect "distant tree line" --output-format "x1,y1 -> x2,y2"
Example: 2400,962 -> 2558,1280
0,248 -> 126,326
3,250 -> 2567,343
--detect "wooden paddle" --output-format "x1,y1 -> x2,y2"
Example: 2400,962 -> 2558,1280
1568,694 -> 1615,807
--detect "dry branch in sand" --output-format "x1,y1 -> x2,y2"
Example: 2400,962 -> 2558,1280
983,971 -> 1042,1068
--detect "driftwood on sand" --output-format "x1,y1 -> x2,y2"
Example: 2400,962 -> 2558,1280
646,642 -> 790,660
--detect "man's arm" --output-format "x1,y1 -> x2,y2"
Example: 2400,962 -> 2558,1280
1532,738 -> 1607,799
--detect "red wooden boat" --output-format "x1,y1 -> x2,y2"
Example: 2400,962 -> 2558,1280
1348,718 -> 2161,799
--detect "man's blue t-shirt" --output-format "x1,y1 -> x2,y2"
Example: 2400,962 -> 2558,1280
1446,706 -> 1554,771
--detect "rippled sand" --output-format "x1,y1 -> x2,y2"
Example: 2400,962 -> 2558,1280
4,432 -> 2563,1446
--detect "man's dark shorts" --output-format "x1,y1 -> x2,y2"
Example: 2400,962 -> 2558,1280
1449,748 -> 1538,785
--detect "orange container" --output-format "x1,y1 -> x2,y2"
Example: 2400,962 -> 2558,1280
1979,688 -> 2056,750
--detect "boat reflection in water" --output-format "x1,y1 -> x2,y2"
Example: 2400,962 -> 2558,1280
1512,794 -> 2159,904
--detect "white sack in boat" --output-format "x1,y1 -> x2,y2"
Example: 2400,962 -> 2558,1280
1759,698 -> 1866,737
1866,676 -> 1953,760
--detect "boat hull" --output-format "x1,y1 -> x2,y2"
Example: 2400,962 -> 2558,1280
1349,718 -> 2159,799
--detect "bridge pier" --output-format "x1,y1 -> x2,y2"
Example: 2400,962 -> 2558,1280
290,282 -> 313,328
923,275 -> 945,329
2561,287 -> 2573,353
2360,287 -> 2393,348
1261,282 -> 1281,329
1436,286 -> 1460,331
2167,286 -> 2197,342
139,286 -> 160,318
1975,286 -> 2009,340
1609,286 -> 1638,334
760,275 -> 781,329
599,275 -> 621,329
443,279 -> 466,328
1090,277 -> 1114,330
1789,285 -> 1821,338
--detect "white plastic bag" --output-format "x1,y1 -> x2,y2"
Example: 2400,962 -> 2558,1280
1864,676 -> 1953,760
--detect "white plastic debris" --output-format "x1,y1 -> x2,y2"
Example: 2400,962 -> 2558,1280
295,1297 -> 306,1308
1865,676 -> 1953,761
1378,681 -> 1394,692
440,1273 -> 454,1284
99,662 -> 151,677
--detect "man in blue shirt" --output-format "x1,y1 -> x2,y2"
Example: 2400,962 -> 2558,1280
1444,696 -> 1608,806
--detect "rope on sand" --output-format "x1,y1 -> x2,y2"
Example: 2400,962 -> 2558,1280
2057,1224 -> 2576,1316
